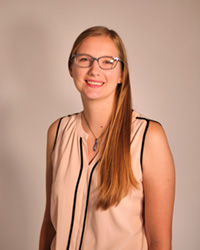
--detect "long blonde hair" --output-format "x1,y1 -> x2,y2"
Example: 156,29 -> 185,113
68,26 -> 138,210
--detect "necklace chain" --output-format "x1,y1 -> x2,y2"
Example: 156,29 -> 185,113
82,112 -> 103,151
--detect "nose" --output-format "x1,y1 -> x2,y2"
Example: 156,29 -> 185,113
88,58 -> 101,75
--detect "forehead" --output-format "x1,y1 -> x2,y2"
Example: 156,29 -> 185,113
77,36 -> 119,57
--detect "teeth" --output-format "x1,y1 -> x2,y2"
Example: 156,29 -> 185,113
87,81 -> 103,86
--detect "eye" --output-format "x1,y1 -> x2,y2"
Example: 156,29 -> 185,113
102,58 -> 115,65
78,56 -> 90,62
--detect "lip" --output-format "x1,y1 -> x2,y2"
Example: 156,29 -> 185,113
85,79 -> 104,87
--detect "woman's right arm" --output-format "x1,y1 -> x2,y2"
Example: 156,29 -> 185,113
39,119 -> 60,250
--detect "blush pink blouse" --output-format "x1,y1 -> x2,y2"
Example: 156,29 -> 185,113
50,111 -> 149,250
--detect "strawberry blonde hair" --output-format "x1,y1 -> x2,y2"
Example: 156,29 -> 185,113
68,26 -> 138,210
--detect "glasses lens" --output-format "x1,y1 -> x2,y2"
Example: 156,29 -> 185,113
75,54 -> 92,67
99,57 -> 117,69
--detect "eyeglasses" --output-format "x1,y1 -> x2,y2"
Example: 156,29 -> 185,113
72,54 -> 123,70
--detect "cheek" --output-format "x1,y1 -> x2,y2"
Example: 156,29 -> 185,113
106,70 -> 122,83
105,70 -> 116,79
71,67 -> 82,80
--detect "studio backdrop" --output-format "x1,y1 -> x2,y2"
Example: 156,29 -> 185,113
0,1 -> 199,249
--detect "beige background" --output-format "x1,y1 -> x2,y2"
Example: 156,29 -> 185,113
0,0 -> 199,249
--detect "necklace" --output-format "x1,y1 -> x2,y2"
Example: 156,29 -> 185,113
82,112 -> 104,151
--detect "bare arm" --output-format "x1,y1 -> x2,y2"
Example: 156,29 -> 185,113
143,121 -> 175,250
39,119 -> 60,250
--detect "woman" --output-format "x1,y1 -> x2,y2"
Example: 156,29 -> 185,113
39,26 -> 175,250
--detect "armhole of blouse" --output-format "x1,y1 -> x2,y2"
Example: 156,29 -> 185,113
52,117 -> 65,152
140,119 -> 149,172
136,117 -> 161,171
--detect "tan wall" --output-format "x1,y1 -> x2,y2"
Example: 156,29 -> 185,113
0,1 -> 199,249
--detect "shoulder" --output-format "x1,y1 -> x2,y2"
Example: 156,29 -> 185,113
143,120 -> 175,179
132,110 -> 160,125
144,121 -> 170,158
134,111 -> 159,123
131,110 -> 173,168
48,118 -> 61,137
47,118 -> 63,153
131,110 -> 161,138
47,112 -> 80,151
145,121 -> 165,144
48,113 -> 79,137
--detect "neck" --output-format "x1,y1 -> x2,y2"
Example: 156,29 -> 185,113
81,97 -> 114,137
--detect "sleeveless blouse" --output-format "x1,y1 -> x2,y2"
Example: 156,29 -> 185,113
50,111 -> 149,250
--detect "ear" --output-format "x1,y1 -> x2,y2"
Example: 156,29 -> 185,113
69,67 -> 73,78
117,72 -> 123,84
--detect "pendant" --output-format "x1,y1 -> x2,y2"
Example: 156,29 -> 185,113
93,138 -> 98,151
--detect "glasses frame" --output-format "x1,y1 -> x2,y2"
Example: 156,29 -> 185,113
72,53 -> 124,70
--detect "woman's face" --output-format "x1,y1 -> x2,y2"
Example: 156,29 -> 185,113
70,36 -> 123,103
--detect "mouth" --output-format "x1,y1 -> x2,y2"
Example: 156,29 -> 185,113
86,80 -> 104,86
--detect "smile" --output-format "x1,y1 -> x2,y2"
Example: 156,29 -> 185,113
86,80 -> 104,86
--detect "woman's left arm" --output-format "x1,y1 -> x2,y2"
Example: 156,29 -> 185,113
143,121 -> 175,250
